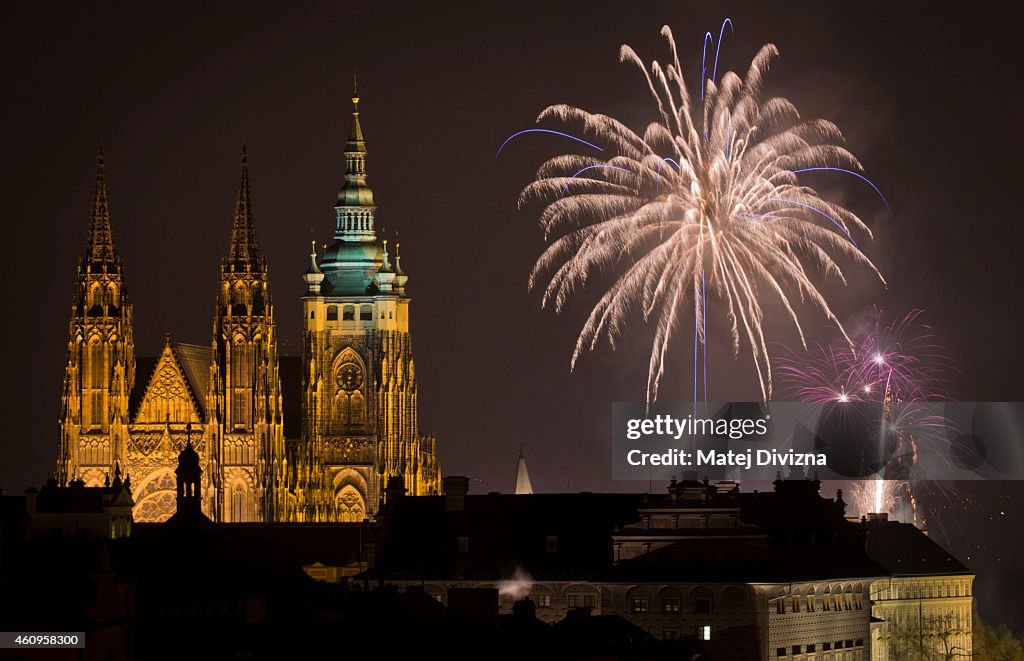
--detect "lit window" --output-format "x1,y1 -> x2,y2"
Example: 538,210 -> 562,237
663,629 -> 679,640
631,597 -> 649,613
663,597 -> 681,613
698,625 -> 711,641
568,594 -> 580,608
536,594 -> 551,608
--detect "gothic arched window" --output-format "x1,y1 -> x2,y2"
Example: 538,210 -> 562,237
335,485 -> 365,523
231,482 -> 248,522
333,351 -> 366,433
230,341 -> 252,429
87,341 -> 105,426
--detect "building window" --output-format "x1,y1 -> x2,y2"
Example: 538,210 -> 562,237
231,484 -> 246,522
823,642 -> 831,651
536,594 -> 551,608
230,343 -> 252,428
697,625 -> 711,641
776,648 -> 786,657
663,597 -> 681,613
326,305 -> 338,321
792,645 -> 801,655
342,306 -> 355,321
359,305 -> 372,321
310,310 -> 315,319
631,597 -> 649,613
664,629 -> 679,640
807,644 -> 816,653
567,593 -> 596,609
776,599 -> 785,615
695,598 -> 711,614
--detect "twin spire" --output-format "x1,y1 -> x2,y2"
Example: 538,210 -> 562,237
86,146 -> 263,272
85,76 -> 375,278
228,145 -> 262,268
86,148 -> 118,266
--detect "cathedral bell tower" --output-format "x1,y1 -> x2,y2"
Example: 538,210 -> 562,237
294,81 -> 440,522
58,150 -> 136,487
209,147 -> 285,522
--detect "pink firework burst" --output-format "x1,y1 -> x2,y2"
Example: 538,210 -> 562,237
776,308 -> 958,521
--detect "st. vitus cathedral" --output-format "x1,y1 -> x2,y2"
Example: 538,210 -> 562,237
57,88 -> 441,522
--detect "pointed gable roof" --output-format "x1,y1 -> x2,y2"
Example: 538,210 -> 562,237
130,339 -> 212,423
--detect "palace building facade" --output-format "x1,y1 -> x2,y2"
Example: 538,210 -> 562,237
56,90 -> 441,523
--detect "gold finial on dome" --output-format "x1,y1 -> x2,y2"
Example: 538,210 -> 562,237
352,72 -> 359,107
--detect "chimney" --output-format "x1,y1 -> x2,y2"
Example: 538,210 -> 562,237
443,476 -> 469,512
448,588 -> 498,628
384,475 -> 407,503
512,597 -> 537,620
24,487 -> 38,514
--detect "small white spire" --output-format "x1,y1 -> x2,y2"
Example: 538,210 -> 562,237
515,445 -> 534,495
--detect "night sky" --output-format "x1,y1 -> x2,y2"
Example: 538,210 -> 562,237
2,1 -> 1021,632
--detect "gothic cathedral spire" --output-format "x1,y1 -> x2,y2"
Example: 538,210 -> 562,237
87,149 -> 118,266
211,147 -> 285,522
59,150 -> 136,486
228,146 -> 262,268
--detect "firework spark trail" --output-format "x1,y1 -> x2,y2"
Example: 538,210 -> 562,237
776,309 -> 958,522
506,23 -> 885,402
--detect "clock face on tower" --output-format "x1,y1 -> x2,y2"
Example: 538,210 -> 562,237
337,363 -> 363,391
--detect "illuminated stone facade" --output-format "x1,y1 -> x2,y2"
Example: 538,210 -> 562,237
58,94 -> 440,522
292,88 -> 441,521
864,517 -> 974,661
869,575 -> 973,660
